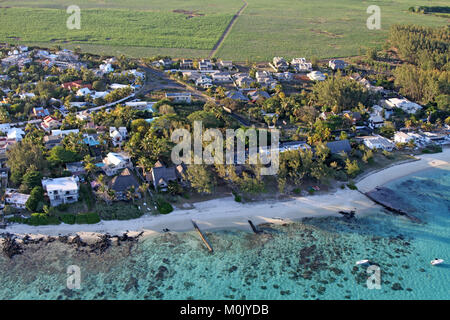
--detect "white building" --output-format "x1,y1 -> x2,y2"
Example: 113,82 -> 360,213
385,98 -> 422,114
77,87 -> 92,96
102,152 -> 133,176
165,92 -> 192,104
307,71 -> 326,81
291,58 -> 312,72
42,176 -> 80,207
195,75 -> 213,88
109,127 -> 128,147
4,188 -> 30,209
99,63 -> 114,73
368,114 -> 384,129
360,135 -> 395,151
6,128 -> 25,141
394,132 -> 414,144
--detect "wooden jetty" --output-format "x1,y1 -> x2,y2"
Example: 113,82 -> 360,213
248,220 -> 261,234
191,220 -> 214,253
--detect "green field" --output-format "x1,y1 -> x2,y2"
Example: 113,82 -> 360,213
0,0 -> 448,61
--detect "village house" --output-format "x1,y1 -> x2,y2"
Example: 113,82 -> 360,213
307,71 -> 326,81
368,114 -> 385,129
291,58 -> 312,72
65,162 -> 86,176
6,128 -> 25,141
158,58 -> 173,68
102,152 -> 133,176
41,176 -> 80,207
99,63 -> 114,74
198,59 -> 214,72
274,72 -> 294,81
4,188 -> 30,209
147,161 -> 185,191
41,116 -> 61,132
211,72 -> 233,84
343,111 -> 362,125
260,141 -> 311,155
109,126 -> 128,147
195,75 -> 213,88
329,59 -> 348,71
272,57 -> 289,71
61,80 -> 92,91
43,135 -> 63,149
394,131 -> 414,144
226,90 -> 249,102
109,168 -> 140,201
385,98 -> 422,114
180,59 -> 194,69
218,60 -> 233,70
359,135 -> 395,151
248,90 -> 271,102
165,92 -> 192,104
77,87 -> 92,97
234,73 -> 254,88
326,139 -> 352,154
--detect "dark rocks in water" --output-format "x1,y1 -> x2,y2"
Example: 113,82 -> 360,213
391,283 -> 403,291
338,210 -> 356,219
124,276 -> 139,292
228,266 -> 238,273
299,244 -> 317,265
365,187 -> 421,223
155,266 -> 168,281
69,235 -> 87,248
89,234 -> 111,254
1,233 -> 23,258
58,235 -> 69,243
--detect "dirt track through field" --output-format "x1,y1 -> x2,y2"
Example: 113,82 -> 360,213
208,0 -> 247,58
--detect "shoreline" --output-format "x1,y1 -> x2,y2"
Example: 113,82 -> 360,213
3,148 -> 449,240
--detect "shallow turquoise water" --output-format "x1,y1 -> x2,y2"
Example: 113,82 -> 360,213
0,166 -> 449,300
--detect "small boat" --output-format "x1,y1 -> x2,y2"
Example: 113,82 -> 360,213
356,259 -> 370,265
431,259 -> 444,266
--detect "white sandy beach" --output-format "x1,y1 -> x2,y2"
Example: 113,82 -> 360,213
4,148 -> 449,239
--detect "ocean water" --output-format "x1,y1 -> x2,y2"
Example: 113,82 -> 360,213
0,166 -> 449,300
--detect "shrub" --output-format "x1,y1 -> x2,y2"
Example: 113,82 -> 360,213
347,183 -> 358,190
60,214 -> 76,225
28,213 -> 60,226
292,188 -> 301,195
156,199 -> 173,214
26,186 -> 45,212
76,212 -> 101,224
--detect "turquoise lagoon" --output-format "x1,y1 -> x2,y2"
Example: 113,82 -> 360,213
0,166 -> 449,300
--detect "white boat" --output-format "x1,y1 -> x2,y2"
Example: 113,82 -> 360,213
431,259 -> 444,266
356,259 -> 370,265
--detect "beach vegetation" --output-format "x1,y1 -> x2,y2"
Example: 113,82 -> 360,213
156,198 -> 174,215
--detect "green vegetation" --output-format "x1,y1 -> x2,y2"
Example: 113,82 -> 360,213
216,0 -> 449,61
0,0 -> 448,61
0,7 -> 233,50
155,198 -> 174,214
